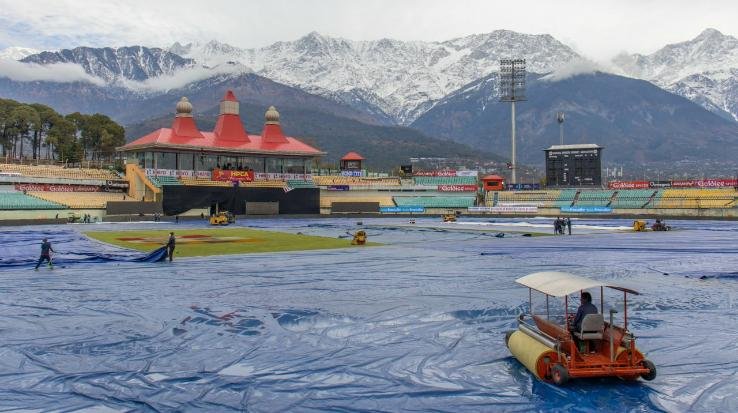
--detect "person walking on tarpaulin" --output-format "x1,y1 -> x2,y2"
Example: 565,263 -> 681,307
566,217 -> 572,235
166,232 -> 176,262
34,238 -> 55,270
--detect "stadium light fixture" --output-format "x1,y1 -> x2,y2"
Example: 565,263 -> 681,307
557,112 -> 565,145
499,58 -> 526,184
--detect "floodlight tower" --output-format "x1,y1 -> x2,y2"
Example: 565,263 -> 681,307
499,58 -> 526,184
557,111 -> 565,145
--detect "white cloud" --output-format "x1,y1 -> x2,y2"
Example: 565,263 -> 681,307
541,58 -> 614,82
0,58 -> 105,85
120,63 -> 251,93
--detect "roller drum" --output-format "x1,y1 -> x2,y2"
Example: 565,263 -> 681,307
507,330 -> 560,380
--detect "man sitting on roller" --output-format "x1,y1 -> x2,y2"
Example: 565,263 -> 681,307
572,292 -> 598,332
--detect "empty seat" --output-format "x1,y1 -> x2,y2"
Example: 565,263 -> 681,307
573,314 -> 604,340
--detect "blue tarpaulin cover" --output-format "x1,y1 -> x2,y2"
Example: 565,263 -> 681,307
0,218 -> 737,411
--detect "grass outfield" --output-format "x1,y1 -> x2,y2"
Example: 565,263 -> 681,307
85,227 -> 378,257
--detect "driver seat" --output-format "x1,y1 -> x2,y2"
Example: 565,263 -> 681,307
574,314 -> 604,340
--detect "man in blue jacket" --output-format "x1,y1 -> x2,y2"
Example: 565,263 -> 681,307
34,238 -> 55,270
572,291 -> 598,332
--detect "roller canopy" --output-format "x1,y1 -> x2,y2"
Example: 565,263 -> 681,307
515,271 -> 638,297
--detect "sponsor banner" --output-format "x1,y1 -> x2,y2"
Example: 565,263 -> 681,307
672,179 -> 738,188
608,181 -> 649,189
212,169 -> 254,182
255,172 -> 281,180
507,183 -> 541,190
196,170 -> 211,179
610,179 -> 738,189
106,180 -> 129,189
340,170 -> 364,177
327,185 -> 350,191
438,184 -> 477,192
560,206 -> 612,213
414,170 -> 457,177
469,206 -> 538,213
15,183 -> 102,192
254,173 -> 313,181
145,168 -> 194,178
380,206 -> 425,213
415,170 -> 478,177
649,181 -> 672,188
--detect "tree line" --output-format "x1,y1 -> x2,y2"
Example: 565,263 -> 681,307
0,98 -> 125,163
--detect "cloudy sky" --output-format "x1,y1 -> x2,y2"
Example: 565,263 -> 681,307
1,0 -> 736,61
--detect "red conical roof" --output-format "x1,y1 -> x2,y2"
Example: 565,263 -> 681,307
341,151 -> 364,161
223,90 -> 238,102
213,90 -> 250,141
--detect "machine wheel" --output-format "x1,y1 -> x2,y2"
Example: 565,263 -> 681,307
641,359 -> 657,381
551,364 -> 569,386
504,330 -> 514,347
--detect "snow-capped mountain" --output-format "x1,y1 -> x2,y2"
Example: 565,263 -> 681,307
21,46 -> 195,83
0,46 -> 40,61
173,31 -> 581,124
169,40 -> 247,67
613,28 -> 738,121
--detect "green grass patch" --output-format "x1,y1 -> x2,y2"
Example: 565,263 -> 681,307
85,227 -> 378,257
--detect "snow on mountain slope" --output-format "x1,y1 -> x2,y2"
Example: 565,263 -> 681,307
173,30 -> 580,124
613,28 -> 738,121
0,46 -> 40,61
22,46 -> 196,84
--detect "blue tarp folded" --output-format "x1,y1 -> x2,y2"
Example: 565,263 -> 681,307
0,229 -> 168,268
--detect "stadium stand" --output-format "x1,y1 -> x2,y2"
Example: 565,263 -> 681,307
656,188 -> 737,209
29,192 -> 134,209
0,164 -> 120,181
150,176 -> 182,187
394,196 -> 475,208
491,190 -> 561,207
312,176 -> 401,187
575,190 -> 616,207
412,176 -> 477,186
610,189 -> 655,209
286,179 -> 316,188
0,192 -> 64,210
320,195 -> 395,208
179,177 -> 232,187
553,189 -> 578,208
240,180 -> 287,188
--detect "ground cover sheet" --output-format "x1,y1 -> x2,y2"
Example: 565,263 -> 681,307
0,217 -> 737,411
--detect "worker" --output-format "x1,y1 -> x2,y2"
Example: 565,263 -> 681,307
34,238 -> 55,270
572,292 -> 598,332
566,217 -> 572,235
166,232 -> 176,262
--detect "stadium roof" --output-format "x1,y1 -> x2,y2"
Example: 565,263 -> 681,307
341,151 -> 365,161
544,144 -> 602,151
119,91 -> 325,157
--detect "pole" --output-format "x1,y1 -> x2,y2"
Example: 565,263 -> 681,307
511,101 -> 517,184
559,122 -> 564,145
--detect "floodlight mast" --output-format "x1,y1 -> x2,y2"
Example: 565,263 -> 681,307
557,112 -> 565,145
499,59 -> 526,184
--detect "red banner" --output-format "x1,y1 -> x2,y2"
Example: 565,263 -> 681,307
438,184 -> 477,192
15,184 -> 102,192
608,181 -> 649,189
212,169 -> 254,182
